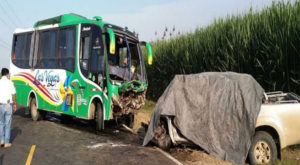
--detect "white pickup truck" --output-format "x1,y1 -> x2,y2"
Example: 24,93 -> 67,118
249,91 -> 300,164
155,91 -> 300,165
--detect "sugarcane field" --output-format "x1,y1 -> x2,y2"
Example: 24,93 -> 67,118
0,0 -> 300,165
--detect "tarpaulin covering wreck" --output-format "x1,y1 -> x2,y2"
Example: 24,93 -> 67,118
143,72 -> 264,165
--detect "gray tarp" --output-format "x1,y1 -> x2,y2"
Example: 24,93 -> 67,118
143,72 -> 264,165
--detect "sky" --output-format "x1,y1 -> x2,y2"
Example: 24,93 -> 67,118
0,0 -> 278,68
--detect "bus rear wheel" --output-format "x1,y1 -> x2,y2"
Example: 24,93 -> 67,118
95,102 -> 104,131
30,98 -> 44,121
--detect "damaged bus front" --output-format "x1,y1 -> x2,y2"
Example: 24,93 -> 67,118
105,25 -> 153,127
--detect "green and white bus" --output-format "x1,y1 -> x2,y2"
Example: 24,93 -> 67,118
10,13 -> 153,130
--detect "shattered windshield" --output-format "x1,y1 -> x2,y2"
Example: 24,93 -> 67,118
107,35 -> 143,82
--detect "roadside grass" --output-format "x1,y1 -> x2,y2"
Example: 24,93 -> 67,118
140,100 -> 156,116
145,1 -> 300,100
133,100 -> 156,132
274,145 -> 300,165
273,160 -> 299,165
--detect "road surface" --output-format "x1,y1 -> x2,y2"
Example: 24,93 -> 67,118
0,109 -> 177,165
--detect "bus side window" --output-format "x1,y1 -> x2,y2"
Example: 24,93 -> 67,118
59,27 -> 75,72
80,24 -> 104,80
80,36 -> 91,77
12,34 -> 26,68
90,36 -> 104,74
12,33 -> 32,69
37,30 -> 58,68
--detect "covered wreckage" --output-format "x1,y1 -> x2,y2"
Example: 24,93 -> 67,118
143,72 -> 264,165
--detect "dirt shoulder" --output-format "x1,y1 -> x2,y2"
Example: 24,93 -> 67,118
169,148 -> 232,165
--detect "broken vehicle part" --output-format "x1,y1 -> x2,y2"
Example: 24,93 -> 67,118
112,81 -> 146,117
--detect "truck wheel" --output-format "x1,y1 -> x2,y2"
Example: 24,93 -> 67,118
249,131 -> 278,165
95,102 -> 104,131
30,98 -> 42,121
155,119 -> 172,151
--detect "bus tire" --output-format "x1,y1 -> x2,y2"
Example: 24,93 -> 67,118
95,102 -> 104,131
30,98 -> 42,121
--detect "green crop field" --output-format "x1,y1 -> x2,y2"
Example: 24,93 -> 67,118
145,1 -> 300,100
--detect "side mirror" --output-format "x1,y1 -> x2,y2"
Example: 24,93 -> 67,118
106,28 -> 115,55
140,42 -> 153,65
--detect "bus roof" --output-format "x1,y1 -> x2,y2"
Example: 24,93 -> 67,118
33,13 -> 138,40
34,13 -> 88,28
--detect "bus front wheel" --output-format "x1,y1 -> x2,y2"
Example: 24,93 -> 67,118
30,98 -> 43,121
95,102 -> 104,131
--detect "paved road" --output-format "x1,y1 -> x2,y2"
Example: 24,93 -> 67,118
0,109 -> 177,165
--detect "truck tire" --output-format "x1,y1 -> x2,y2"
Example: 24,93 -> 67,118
30,98 -> 42,121
95,102 -> 104,131
249,131 -> 278,165
156,119 -> 172,151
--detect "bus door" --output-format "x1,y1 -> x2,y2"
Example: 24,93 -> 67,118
77,24 -> 104,117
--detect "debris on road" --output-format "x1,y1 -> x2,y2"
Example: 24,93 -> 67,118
87,143 -> 129,149
121,124 -> 137,135
154,147 -> 183,165
113,130 -> 120,133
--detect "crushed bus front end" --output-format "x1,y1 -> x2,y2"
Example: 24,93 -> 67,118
104,26 -> 152,124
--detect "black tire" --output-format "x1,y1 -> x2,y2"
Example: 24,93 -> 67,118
156,119 -> 172,151
95,102 -> 104,131
249,131 -> 278,165
30,98 -> 42,121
